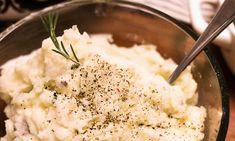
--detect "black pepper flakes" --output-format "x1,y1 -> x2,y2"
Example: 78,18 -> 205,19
61,81 -> 68,87
53,92 -> 58,100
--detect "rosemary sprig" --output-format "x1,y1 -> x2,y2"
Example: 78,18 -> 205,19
41,13 -> 80,69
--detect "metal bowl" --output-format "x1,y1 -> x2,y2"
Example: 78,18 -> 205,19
0,0 -> 229,140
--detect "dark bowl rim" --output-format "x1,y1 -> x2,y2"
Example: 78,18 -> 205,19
0,0 -> 229,140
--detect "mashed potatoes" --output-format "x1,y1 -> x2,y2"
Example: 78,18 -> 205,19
0,26 -> 206,141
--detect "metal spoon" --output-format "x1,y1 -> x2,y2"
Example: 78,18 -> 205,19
168,0 -> 235,84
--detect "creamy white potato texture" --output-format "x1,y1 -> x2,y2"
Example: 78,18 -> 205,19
0,26 -> 206,141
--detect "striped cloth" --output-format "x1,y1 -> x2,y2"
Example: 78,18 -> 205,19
135,0 -> 221,24
135,0 -> 191,23
0,0 -> 219,23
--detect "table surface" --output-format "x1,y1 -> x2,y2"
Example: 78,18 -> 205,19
226,79 -> 235,141
0,22 -> 234,141
215,46 -> 235,141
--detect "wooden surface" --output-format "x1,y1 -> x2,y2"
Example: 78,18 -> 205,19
218,47 -> 235,141
227,92 -> 235,141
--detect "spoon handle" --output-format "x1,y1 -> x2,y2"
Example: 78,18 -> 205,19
169,0 -> 235,84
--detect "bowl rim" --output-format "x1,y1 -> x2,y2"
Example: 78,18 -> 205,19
0,0 -> 229,140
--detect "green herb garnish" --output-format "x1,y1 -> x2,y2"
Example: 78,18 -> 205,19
41,13 -> 80,68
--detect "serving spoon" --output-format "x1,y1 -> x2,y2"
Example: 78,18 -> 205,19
168,0 -> 235,84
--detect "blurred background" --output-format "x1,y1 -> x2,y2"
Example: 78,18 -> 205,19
0,0 -> 234,140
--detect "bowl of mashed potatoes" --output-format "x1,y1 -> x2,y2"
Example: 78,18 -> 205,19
0,0 -> 229,141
